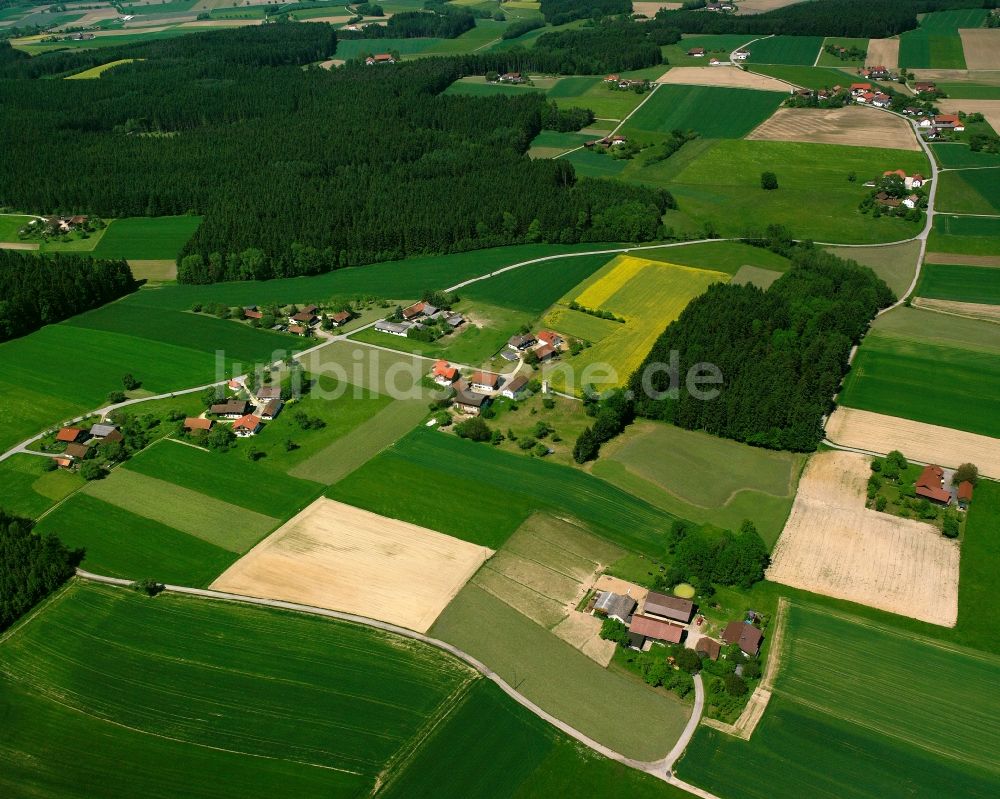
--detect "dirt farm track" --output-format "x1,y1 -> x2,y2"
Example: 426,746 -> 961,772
210,498 -> 492,632
747,106 -> 920,150
767,451 -> 960,627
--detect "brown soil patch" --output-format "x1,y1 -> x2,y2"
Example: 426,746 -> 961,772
827,406 -> 1000,479
736,0 -> 807,14
959,29 -> 1000,71
936,99 -> 1000,133
210,497 -> 491,632
913,297 -> 1000,323
866,39 -> 900,70
632,1 -> 682,14
656,66 -> 793,91
319,59 -> 345,70
925,252 -> 1000,267
0,241 -> 39,251
747,106 -> 920,150
768,451 -> 960,627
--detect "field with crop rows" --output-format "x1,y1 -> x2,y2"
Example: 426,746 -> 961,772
918,263 -> 1000,305
623,85 -> 786,139
747,36 -> 824,65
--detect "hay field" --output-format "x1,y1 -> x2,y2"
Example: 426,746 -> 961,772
211,497 -> 491,632
959,28 -> 1000,70
656,66 -> 793,92
923,252 -> 1000,267
747,106 -> 920,150
913,297 -> 1000,322
825,406 -> 1000,480
542,256 -> 728,393
471,514 -> 623,665
866,38 -> 900,69
633,1 -> 681,14
767,451 -> 960,626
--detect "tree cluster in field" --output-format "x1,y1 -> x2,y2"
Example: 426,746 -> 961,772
355,3 -> 384,16
340,8 -> 476,40
651,0 -> 990,38
567,300 -> 626,323
573,389 -> 633,463
1,28 -> 673,285
783,89 -> 851,109
0,250 -> 136,343
859,173 -> 925,222
629,236 -> 894,451
612,637 -> 698,697
541,102 -> 595,132
824,43 -> 866,61
642,130 -> 699,166
502,18 -> 544,40
663,519 -> 770,594
0,508 -> 83,631
540,0 -> 632,25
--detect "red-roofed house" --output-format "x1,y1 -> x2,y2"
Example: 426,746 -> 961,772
856,91 -> 876,104
851,82 -> 872,95
288,324 -> 309,336
365,54 -> 395,66
687,47 -> 705,57
330,310 -> 352,327
534,343 -> 557,362
233,414 -> 262,437
915,464 -> 951,504
432,360 -> 458,385
244,308 -> 263,320
56,427 -> 84,443
184,417 -> 213,432
629,615 -> 685,644
934,114 -> 965,131
957,481 -> 974,507
537,330 -> 563,347
914,82 -> 937,94
469,371 -> 500,392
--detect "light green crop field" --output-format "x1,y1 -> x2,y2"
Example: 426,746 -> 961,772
541,255 -> 728,393
747,64 -> 860,90
592,420 -> 804,546
0,213 -> 35,242
381,678 -> 691,799
918,262 -> 1000,304
36,493 -> 237,586
0,581 -> 473,798
747,36 -> 824,66
816,37 -> 868,67
65,58 -> 137,79
90,216 -> 203,260
653,140 -> 929,244
934,168 -> 1000,215
0,453 -> 84,519
124,440 -> 321,515
838,313 -> 1000,437
546,76 -> 649,120
639,240 -> 791,276
327,428 -> 679,554
932,143 -> 1000,168
624,85 -> 786,139
83,468 -> 279,552
528,129 -> 593,158
544,305 -> 622,341
824,240 -> 920,298
927,214 -> 1000,256
897,9 -> 988,69
677,601 -> 1000,799
430,583 -> 690,761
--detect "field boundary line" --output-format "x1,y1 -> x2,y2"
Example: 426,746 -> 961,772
0,580 -> 75,646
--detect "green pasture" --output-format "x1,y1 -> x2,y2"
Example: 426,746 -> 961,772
592,420 -> 804,546
36,494 -> 236,586
0,581 -> 471,797
873,304 -> 1000,352
935,82 -> 1000,99
899,32 -> 966,69
816,37 -> 868,67
430,584 -> 690,761
824,239 -> 920,297
917,8 -> 991,29
918,262 -> 1000,304
124,439 -> 321,515
933,168 -> 1000,215
563,148 -> 630,177
623,85 -> 786,139
747,64 -> 860,90
546,76 -> 650,120
0,213 -> 35,242
747,36 -> 824,66
959,480 -> 1000,650
91,215 -> 202,260
838,326 -> 1000,438
421,20 -> 509,55
928,214 -> 1000,255
121,0 -> 199,15
0,453 -> 83,519
544,305 -> 622,341
652,140 -> 929,244
334,38 -> 445,58
327,427 -> 679,554
15,27 -> 196,55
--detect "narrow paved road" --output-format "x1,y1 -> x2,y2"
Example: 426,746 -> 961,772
75,569 -> 717,795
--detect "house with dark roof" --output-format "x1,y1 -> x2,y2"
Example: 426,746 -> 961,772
501,374 -> 529,399
721,621 -> 763,656
593,591 -> 637,625
255,385 -> 282,401
629,614 -> 685,644
64,442 -> 90,460
643,591 -> 695,624
211,400 -> 251,419
453,387 -> 489,415
375,320 -> 411,337
89,423 -> 119,439
695,637 -> 722,660
916,464 -> 951,504
534,343 -> 557,362
508,333 -> 537,351
260,400 -> 283,420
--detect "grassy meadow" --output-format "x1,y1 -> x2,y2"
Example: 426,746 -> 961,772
327,427 -> 678,554
746,35 -> 824,65
931,143 -> 1000,168
747,64 -> 859,90
0,581 -> 473,798
896,9 -> 988,69
66,58 -> 137,79
623,85 -> 786,139
0,453 -> 84,519
933,168 -> 1000,215
91,215 -> 202,260
928,215 -> 1000,256
661,34 -> 753,66
918,262 -> 1000,304
824,240 -> 920,298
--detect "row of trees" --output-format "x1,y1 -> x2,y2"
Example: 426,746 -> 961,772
0,250 -> 136,342
0,509 -> 83,631
628,239 -> 895,451
540,0 -> 632,25
339,8 -> 476,40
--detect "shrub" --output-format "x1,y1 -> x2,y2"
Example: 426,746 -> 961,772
942,514 -> 960,538
761,171 -> 778,190
130,579 -> 165,596
533,442 -> 549,457
724,672 -> 748,696
106,390 -> 126,404
599,617 -> 631,646
953,463 -> 979,486
675,647 -> 702,673
79,460 -> 104,481
455,416 -> 492,442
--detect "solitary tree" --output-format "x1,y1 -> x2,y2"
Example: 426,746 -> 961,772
953,463 -> 979,486
122,373 -> 140,391
760,171 -> 779,190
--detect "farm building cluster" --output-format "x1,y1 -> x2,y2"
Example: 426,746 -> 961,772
243,303 -> 352,337
430,360 -> 535,415
501,328 -> 565,363
374,300 -> 464,338
50,422 -> 123,469
183,377 -> 285,439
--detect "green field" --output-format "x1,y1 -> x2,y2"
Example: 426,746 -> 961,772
898,9 -> 982,70
839,312 -> 1000,437
90,215 -> 203,260
430,583 -> 690,761
333,37 -> 447,58
935,81 -> 1000,99
918,262 -> 1000,304
650,140 -> 929,244
816,37 -> 868,67
0,580 -> 473,797
678,602 -> 1000,799
624,85 -> 786,139
563,147 -> 631,177
747,36 -> 824,66
824,240 -> 920,297
327,427 -> 679,554
661,34 -> 754,66
0,213 -> 35,242
934,168 -> 1000,215
528,128 -> 592,157
445,76 -> 545,97
546,75 -> 649,120
592,420 -> 804,546
747,64 -> 861,90
0,453 -> 84,519
927,214 -> 1000,255
933,143 -> 1000,168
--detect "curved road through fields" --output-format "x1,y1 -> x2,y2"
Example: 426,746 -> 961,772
75,569 -> 715,797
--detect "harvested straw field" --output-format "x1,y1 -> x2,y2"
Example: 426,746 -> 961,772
747,106 -> 920,150
866,38 -> 900,69
913,297 -> 1000,323
210,498 -> 492,632
959,29 -> 1000,70
655,66 -> 793,91
924,252 -> 1000,267
632,1 -> 682,14
826,406 -> 1000,479
736,0 -> 807,13
768,451 -> 960,627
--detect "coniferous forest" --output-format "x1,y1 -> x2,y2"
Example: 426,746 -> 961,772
0,24 -> 672,284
